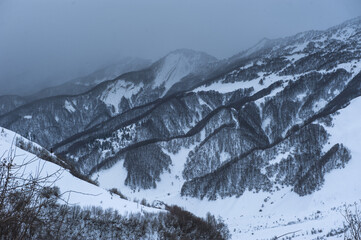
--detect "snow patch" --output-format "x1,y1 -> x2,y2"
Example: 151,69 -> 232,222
198,96 -> 212,110
262,117 -> 271,131
284,53 -> 306,62
219,151 -> 231,164
100,80 -> 143,114
269,149 -> 292,165
296,92 -> 308,101
194,69 -> 290,95
312,99 -> 328,112
289,42 -> 308,54
64,100 -> 76,113
331,27 -> 356,41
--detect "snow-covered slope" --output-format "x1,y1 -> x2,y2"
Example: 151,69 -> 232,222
0,127 -> 160,215
92,96 -> 361,240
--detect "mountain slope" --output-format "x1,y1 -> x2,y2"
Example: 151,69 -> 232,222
0,49 -> 217,148
0,126 -> 159,214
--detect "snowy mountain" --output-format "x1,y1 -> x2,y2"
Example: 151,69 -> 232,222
1,16 -> 361,239
0,49 -> 218,150
99,49 -> 217,114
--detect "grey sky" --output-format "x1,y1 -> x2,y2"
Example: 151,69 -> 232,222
0,0 -> 361,95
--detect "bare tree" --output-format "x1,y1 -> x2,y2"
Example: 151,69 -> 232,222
0,142 -> 63,239
342,203 -> 361,240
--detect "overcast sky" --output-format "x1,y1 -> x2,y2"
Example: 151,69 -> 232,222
0,0 -> 361,95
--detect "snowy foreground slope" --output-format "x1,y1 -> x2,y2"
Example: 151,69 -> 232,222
0,127 -> 231,239
0,127 -> 159,215
96,96 -> 361,239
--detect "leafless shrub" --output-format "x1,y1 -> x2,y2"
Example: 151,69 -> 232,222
0,141 -> 232,239
0,142 -> 63,239
342,203 -> 361,240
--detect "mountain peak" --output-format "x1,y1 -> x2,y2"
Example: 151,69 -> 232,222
152,49 -> 217,94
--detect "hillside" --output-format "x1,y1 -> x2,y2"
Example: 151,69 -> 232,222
0,126 -> 230,239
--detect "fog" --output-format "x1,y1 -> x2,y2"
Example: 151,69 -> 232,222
0,0 -> 360,95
